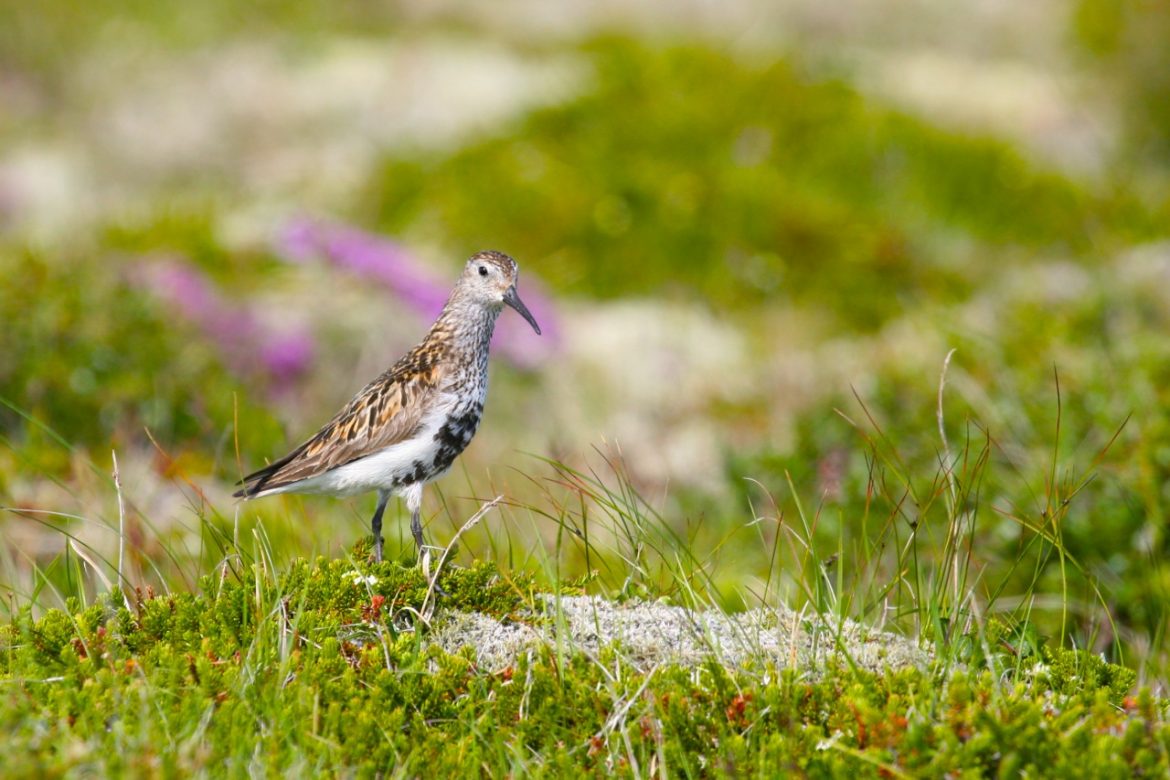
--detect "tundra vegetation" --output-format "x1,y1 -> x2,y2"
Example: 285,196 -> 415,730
2,2 -> 1170,775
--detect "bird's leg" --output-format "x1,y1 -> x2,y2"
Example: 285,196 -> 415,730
412,505 -> 435,581
410,506 -> 426,556
405,484 -> 445,596
370,490 -> 389,563
405,483 -> 429,571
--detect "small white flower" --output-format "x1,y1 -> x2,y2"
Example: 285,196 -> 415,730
343,571 -> 378,586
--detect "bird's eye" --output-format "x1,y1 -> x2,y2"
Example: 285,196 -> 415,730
478,265 -> 488,277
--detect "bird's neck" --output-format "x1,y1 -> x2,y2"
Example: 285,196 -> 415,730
427,293 -> 501,362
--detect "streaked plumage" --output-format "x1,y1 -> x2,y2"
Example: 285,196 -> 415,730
235,250 -> 541,563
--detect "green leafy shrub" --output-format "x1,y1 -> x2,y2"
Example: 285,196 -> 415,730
1040,645 -> 1138,704
363,38 -> 1159,329
0,250 -> 281,472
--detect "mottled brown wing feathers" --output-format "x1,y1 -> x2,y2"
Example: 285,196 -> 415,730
235,344 -> 445,497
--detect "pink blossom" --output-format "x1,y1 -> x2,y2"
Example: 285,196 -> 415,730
134,257 -> 315,389
275,216 -> 559,368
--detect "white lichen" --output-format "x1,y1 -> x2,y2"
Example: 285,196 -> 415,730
430,594 -> 930,675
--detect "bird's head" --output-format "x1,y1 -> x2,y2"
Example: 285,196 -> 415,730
461,250 -> 541,335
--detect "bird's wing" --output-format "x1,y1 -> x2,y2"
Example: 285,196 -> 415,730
235,344 -> 446,496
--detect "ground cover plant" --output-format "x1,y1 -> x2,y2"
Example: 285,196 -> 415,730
0,478 -> 1166,776
4,3 -> 1170,775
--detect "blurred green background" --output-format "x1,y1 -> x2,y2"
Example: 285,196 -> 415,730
3,1 -> 1170,681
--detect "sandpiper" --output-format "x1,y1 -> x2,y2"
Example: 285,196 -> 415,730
234,250 -> 541,564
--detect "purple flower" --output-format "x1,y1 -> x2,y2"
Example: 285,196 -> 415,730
133,257 -> 315,389
276,218 -> 449,313
275,216 -> 559,367
259,330 -> 317,386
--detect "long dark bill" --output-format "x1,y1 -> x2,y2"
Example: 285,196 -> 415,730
503,286 -> 542,335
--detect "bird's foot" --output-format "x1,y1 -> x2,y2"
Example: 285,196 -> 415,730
419,546 -> 450,599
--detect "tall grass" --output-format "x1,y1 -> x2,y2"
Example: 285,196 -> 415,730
0,382 -> 1160,776
0,386 -> 1135,673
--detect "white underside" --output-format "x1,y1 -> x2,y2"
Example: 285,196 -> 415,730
254,397 -> 459,500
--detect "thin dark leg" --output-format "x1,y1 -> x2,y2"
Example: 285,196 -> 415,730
410,507 -> 425,555
371,490 -> 389,563
405,485 -> 443,595
412,505 -> 447,597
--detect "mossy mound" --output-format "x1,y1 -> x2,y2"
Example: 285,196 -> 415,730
0,556 -> 1165,775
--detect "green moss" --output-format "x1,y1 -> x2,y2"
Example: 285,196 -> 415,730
1040,646 -> 1138,704
30,608 -> 76,663
0,555 -> 1165,775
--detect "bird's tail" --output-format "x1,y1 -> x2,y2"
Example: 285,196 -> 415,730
234,453 -> 297,499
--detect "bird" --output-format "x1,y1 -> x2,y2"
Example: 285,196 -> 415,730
234,250 -> 541,566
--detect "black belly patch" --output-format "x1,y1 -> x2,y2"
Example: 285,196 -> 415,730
430,408 -> 481,475
407,459 -> 428,484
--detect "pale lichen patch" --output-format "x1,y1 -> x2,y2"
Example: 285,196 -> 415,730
429,595 -> 930,675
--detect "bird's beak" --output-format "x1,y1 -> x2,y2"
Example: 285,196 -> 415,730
503,286 -> 541,335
